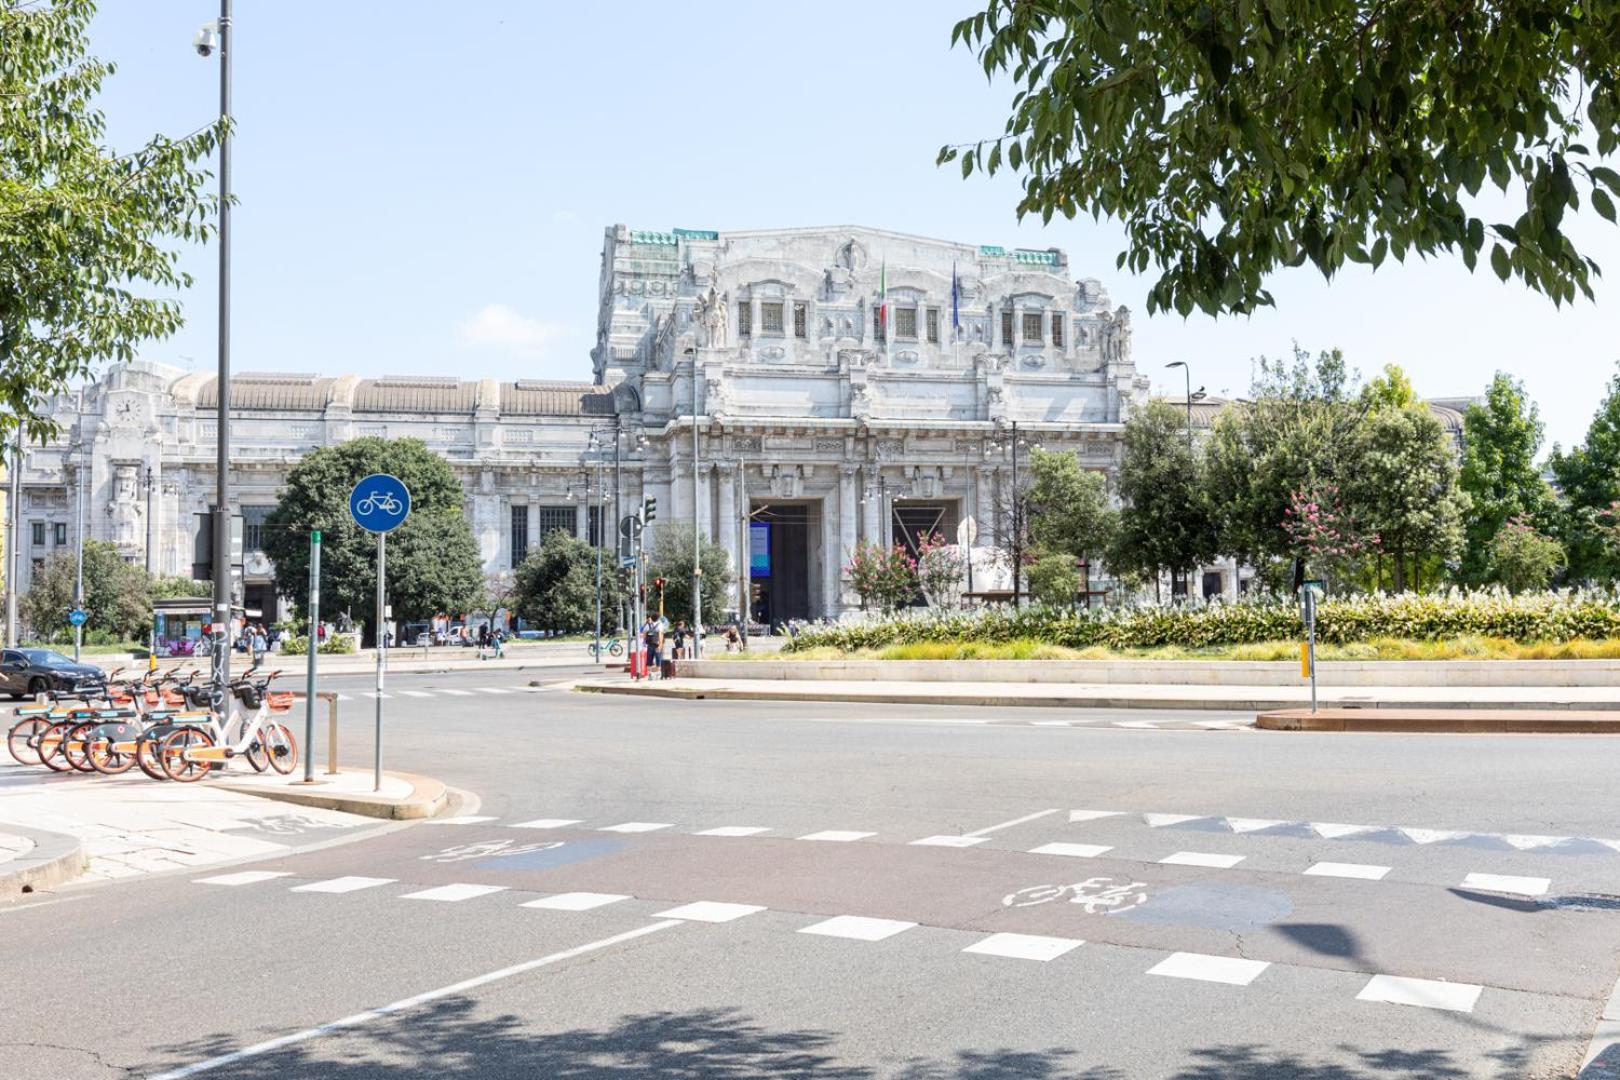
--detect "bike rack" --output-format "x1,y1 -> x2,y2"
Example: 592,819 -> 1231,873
288,691 -> 342,778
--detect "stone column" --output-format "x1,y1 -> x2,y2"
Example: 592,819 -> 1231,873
861,467 -> 880,547
1012,304 -> 1023,347
695,458 -> 711,541
717,464 -> 737,566
574,499 -> 588,540
145,456 -> 161,575
838,465 -> 858,584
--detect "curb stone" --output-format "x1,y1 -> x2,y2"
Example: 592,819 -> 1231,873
213,770 -> 450,821
0,823 -> 86,897
1257,708 -> 1620,733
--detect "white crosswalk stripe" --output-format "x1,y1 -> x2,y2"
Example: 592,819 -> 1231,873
401,883 -> 508,902
521,892 -> 629,911
398,690 -> 433,698
799,915 -> 915,941
195,871 -> 291,887
656,901 -> 766,923
1357,974 -> 1483,1013
290,876 -> 395,894
1148,952 -> 1270,986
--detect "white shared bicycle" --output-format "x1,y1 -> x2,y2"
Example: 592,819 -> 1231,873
157,670 -> 299,782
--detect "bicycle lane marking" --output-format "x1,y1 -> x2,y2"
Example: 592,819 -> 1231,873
147,920 -> 684,1080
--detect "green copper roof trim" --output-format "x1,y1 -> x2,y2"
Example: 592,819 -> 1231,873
1014,249 -> 1060,265
629,230 -> 678,245
673,228 -> 719,240
978,245 -> 1006,256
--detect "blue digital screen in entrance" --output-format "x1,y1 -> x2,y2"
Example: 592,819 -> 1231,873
749,521 -> 771,576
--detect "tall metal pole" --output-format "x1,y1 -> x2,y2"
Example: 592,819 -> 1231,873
4,422 -> 20,647
591,449 -> 602,664
210,0 -> 233,708
1010,420 -> 1021,611
690,355 -> 702,657
374,532 -> 385,793
73,390 -> 85,661
303,530 -> 320,783
612,416 -> 623,633
144,467 -> 155,668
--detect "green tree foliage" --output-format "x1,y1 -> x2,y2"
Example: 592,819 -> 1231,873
263,438 -> 484,632
22,540 -> 148,641
1026,552 -> 1084,607
1,0 -> 224,440
1347,400 -> 1470,592
645,528 -> 734,626
943,3 -> 1620,318
1205,347 -> 1359,567
149,575 -> 212,600
1488,516 -> 1566,593
1024,447 -> 1116,563
1110,400 -> 1218,594
1551,365 -> 1620,581
1360,364 -> 1419,412
513,529 -> 626,635
1458,374 -> 1554,583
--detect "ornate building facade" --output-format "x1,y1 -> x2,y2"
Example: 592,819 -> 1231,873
6,224 -> 1150,625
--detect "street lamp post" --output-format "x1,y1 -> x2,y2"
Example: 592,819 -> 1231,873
4,422 -> 20,647
73,390 -> 86,662
986,422 -> 1025,609
197,4 -> 233,705
685,348 -> 702,658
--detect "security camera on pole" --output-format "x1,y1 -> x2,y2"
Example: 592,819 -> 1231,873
349,473 -> 410,792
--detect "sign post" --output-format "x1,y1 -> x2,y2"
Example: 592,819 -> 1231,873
301,529 -> 321,783
349,474 -> 411,792
1301,579 -> 1323,714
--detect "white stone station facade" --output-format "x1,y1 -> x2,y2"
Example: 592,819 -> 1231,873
9,224 -> 1148,625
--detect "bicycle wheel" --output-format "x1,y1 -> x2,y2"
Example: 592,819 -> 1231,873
158,726 -> 215,783
87,725 -> 138,776
262,723 -> 298,775
135,729 -> 171,781
6,717 -> 47,766
37,721 -> 74,773
609,641 -> 623,657
62,722 -> 98,773
243,730 -> 269,772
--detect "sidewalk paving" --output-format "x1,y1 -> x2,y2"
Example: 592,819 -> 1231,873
578,675 -> 1620,712
0,761 -> 387,883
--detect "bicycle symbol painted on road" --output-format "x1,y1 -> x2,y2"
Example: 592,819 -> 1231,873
1003,877 -> 1150,915
355,491 -> 402,518
421,839 -> 565,864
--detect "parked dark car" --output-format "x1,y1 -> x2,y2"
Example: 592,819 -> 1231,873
0,648 -> 107,699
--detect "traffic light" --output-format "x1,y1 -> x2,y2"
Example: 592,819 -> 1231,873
654,577 -> 666,597
643,496 -> 657,523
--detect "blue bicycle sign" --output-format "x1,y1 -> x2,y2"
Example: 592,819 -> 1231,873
349,474 -> 411,534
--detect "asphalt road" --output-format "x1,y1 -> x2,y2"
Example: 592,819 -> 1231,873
4,662 -> 1619,1079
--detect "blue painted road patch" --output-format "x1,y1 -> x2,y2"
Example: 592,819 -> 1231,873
474,838 -> 627,872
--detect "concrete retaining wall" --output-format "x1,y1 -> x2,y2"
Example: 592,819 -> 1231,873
676,658 -> 1620,688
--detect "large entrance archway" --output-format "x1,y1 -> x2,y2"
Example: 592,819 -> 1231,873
746,500 -> 823,626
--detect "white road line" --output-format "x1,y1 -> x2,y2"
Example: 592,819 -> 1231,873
290,876 -> 395,894
400,883 -> 508,903
1505,834 -> 1567,850
146,920 -> 681,1080
362,692 -> 391,700
964,807 -> 1061,837
1113,720 -> 1160,729
1030,720 -> 1072,727
797,830 -> 875,842
910,835 -> 988,848
509,818 -> 584,830
334,694 -> 354,702
1401,828 -> 1464,845
397,691 -> 434,699
475,687 -> 514,695
1160,851 -> 1246,869
1148,952 -> 1270,986
1068,810 -> 1126,824
695,826 -> 771,837
195,871 -> 292,887
1356,974 -> 1483,1013
798,915 -> 915,941
599,821 -> 672,833
1029,842 -> 1113,858
962,933 -> 1083,962
654,901 -> 765,923
1226,818 -> 1289,833
1313,822 -> 1375,839
521,892 -> 629,911
1303,862 -> 1391,881
1462,872 -> 1550,897
423,815 -> 498,826
438,689 -> 474,696
1144,813 -> 1206,827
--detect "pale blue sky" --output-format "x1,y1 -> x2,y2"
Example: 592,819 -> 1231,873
88,1 -> 1620,451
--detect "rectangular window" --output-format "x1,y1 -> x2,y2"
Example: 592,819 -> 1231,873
926,307 -> 940,344
511,505 -> 530,567
242,506 -> 272,553
737,301 -> 751,336
793,302 -> 807,339
1001,310 -> 1014,345
874,307 -> 886,342
588,505 -> 604,548
760,302 -> 784,334
895,307 -> 917,340
538,505 -> 575,539
1051,313 -> 1064,348
53,522 -> 67,546
1023,311 -> 1044,343
31,522 -> 45,546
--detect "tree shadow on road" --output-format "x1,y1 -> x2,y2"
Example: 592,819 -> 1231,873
142,1003 -> 1560,1080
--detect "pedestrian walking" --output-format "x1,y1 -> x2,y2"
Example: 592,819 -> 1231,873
671,621 -> 687,661
477,623 -> 490,660
492,627 -> 506,660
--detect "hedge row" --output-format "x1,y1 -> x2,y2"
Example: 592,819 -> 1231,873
784,590 -> 1620,653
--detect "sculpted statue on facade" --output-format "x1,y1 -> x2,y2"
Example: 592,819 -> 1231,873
697,284 -> 728,348
109,463 -> 142,550
705,371 -> 731,419
850,382 -> 871,421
